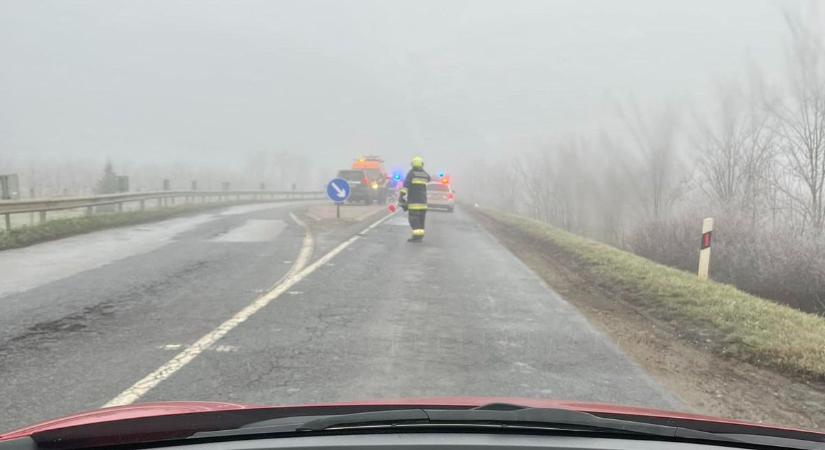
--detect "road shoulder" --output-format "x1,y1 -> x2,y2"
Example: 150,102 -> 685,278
472,208 -> 825,431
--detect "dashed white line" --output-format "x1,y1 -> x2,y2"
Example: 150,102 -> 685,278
102,211 -> 394,407
210,345 -> 239,353
159,344 -> 182,351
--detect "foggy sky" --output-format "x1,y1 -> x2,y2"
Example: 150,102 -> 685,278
0,0 -> 815,176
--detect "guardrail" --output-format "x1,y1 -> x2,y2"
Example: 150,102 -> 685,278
0,190 -> 325,231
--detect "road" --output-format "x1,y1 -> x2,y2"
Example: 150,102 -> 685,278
0,202 -> 681,432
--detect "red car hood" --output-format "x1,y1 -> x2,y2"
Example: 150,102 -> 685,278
1,397 -> 820,442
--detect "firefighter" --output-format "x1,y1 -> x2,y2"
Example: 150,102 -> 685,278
401,156 -> 431,242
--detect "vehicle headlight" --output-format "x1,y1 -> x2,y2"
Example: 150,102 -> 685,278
371,182 -> 379,189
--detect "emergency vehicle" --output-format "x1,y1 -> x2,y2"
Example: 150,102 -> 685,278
349,155 -> 390,204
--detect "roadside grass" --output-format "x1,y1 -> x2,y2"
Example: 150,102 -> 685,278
0,202 -> 245,251
479,208 -> 825,381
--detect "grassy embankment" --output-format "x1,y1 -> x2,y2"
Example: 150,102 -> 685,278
479,208 -> 825,381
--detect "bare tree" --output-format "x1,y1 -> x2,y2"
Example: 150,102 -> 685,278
512,150 -> 554,223
460,157 -> 517,211
511,136 -> 604,234
618,100 -> 688,221
693,77 -> 775,225
594,130 -> 632,245
94,161 -> 119,195
772,9 -> 825,229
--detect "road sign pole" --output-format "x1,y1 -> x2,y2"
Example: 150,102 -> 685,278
326,179 -> 351,215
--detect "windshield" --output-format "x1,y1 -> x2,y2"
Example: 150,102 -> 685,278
364,169 -> 384,181
2,0 -> 825,440
337,170 -> 365,182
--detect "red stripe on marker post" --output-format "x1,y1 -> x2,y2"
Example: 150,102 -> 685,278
701,231 -> 712,250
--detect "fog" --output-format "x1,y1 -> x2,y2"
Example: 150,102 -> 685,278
4,0 -> 825,312
1,0 -> 813,188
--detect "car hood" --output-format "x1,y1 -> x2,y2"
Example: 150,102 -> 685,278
1,397 -> 821,442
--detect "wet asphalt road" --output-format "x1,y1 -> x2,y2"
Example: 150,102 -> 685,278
0,203 -> 681,432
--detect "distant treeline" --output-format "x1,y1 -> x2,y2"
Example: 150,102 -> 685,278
0,150 -> 324,198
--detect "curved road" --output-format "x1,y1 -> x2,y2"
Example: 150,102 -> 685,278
0,203 -> 680,432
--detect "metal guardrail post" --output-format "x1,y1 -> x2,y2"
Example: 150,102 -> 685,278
39,211 -> 46,224
3,213 -> 10,232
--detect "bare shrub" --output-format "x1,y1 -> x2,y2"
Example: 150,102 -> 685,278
628,209 -> 825,314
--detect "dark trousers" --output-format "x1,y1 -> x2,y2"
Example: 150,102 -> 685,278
408,209 -> 426,232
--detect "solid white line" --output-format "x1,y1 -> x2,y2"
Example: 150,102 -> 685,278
102,211 -> 394,407
286,212 -> 314,280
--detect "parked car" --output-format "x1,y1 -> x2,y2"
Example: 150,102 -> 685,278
427,182 -> 455,212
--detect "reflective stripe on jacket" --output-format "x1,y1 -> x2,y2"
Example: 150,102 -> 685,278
403,168 -> 431,206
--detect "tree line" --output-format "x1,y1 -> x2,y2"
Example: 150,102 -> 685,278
469,10 -> 825,314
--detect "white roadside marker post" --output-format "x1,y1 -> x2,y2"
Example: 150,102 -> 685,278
698,217 -> 713,280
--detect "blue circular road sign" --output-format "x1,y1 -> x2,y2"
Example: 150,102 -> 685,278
326,178 -> 351,202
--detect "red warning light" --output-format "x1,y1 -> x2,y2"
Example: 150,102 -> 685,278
388,204 -> 397,213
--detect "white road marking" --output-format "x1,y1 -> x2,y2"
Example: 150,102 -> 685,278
285,213 -> 314,284
210,344 -> 239,353
102,211 -> 394,407
0,202 -> 309,299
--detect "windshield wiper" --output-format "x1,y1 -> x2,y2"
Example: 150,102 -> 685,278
192,405 -> 744,445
